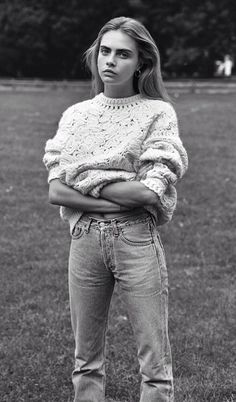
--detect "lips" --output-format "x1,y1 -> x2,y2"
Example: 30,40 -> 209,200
103,69 -> 116,75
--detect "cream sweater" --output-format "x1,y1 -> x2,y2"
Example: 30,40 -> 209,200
43,93 -> 188,233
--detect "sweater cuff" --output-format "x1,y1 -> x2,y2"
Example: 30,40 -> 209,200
140,177 -> 167,199
141,177 -> 177,211
48,166 -> 62,183
89,183 -> 107,198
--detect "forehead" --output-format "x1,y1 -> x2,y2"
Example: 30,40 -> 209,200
100,29 -> 138,52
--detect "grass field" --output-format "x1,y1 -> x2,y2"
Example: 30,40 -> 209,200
0,88 -> 235,402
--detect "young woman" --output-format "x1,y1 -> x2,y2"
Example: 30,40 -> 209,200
43,16 -> 188,402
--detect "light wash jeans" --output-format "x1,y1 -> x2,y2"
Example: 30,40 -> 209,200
68,210 -> 174,402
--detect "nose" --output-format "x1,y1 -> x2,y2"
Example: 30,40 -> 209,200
106,53 -> 116,67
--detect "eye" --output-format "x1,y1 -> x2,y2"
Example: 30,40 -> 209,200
100,47 -> 109,55
119,51 -> 129,58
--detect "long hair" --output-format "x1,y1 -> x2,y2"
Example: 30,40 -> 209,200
84,16 -> 170,101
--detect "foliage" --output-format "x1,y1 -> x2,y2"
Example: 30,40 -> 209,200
133,0 -> 236,77
0,0 -> 235,78
0,0 -> 133,78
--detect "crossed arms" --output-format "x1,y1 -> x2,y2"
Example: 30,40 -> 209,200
49,179 -> 158,212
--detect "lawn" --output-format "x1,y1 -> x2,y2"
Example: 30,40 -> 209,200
0,87 -> 235,402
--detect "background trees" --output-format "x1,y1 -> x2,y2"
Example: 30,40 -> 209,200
138,0 -> 236,78
0,0 -> 235,78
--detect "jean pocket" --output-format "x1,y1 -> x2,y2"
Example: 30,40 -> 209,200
120,221 -> 153,246
71,222 -> 85,240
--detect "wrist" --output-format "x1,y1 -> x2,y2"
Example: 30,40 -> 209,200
100,184 -> 112,198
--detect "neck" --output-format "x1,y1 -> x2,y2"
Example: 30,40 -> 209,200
104,83 -> 136,99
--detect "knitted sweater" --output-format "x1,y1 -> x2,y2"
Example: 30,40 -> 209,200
43,93 -> 188,233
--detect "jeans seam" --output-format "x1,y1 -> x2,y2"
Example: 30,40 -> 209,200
101,295 -> 112,401
150,224 -> 168,290
149,225 -> 169,361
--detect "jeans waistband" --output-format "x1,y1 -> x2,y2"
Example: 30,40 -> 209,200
74,210 -> 154,237
84,207 -> 144,220
81,208 -> 150,225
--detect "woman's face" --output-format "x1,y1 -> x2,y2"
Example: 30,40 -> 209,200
97,29 -> 139,92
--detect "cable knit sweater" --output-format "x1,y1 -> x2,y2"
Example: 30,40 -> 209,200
43,93 -> 188,233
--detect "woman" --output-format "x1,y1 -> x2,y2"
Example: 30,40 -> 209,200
43,16 -> 188,402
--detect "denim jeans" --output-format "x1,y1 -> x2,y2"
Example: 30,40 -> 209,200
68,211 -> 174,402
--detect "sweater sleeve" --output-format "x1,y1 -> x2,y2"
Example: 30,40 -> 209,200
137,101 -> 188,220
42,106 -> 74,183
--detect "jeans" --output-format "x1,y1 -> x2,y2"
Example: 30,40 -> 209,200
68,210 -> 174,402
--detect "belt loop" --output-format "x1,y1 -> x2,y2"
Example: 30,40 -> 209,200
111,219 -> 119,237
148,214 -> 155,236
149,213 -> 156,227
84,218 -> 93,234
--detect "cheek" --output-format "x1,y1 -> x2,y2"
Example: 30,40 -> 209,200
122,61 -> 138,77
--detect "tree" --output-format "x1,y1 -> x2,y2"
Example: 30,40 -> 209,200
132,0 -> 236,77
0,0 -> 235,78
0,0 -> 134,78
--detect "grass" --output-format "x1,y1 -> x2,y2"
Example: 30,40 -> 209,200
0,88 -> 235,402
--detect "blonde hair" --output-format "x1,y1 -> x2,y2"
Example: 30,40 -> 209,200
85,16 -> 170,101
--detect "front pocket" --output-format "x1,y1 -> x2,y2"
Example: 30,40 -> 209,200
120,221 -> 153,246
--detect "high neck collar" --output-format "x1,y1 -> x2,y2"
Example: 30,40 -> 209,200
95,92 -> 142,107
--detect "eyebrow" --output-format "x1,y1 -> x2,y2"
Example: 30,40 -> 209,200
100,45 -> 134,54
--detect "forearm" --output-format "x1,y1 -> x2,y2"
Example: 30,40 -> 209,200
48,179 -> 130,212
100,181 -> 158,207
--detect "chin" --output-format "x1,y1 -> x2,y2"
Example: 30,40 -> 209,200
102,78 -> 118,84
103,76 -> 115,80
